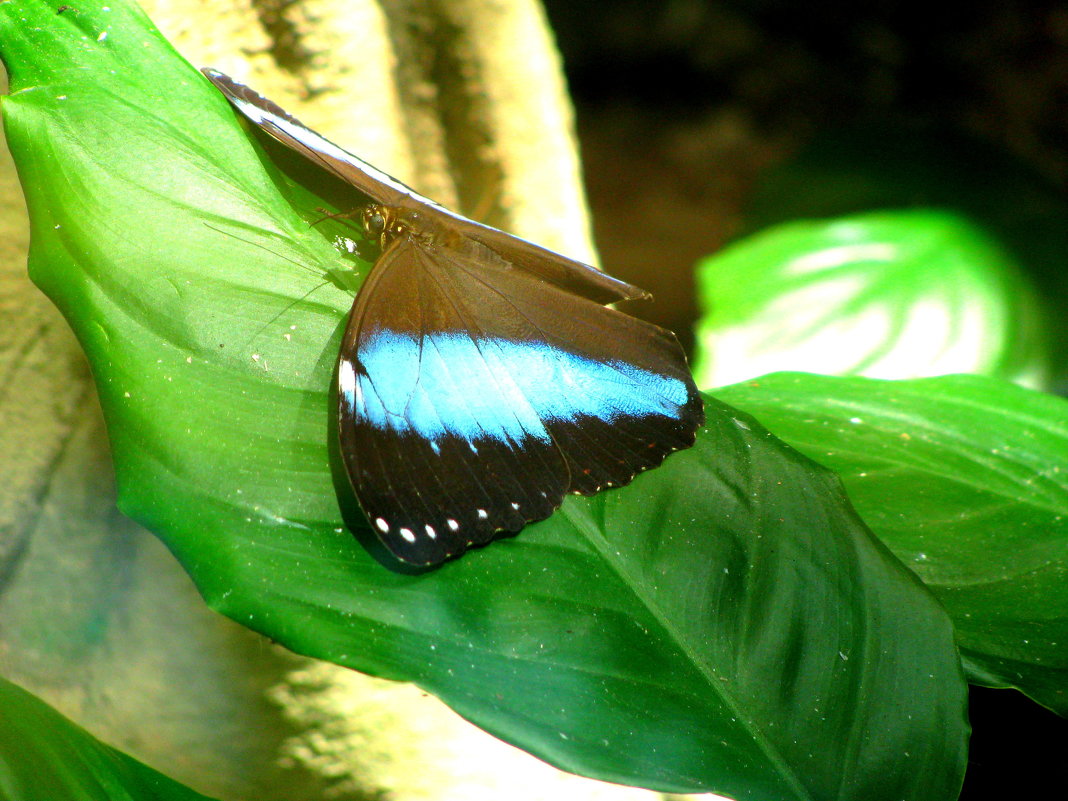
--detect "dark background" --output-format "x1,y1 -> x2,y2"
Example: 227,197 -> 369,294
545,0 -> 1068,343
541,1 -> 1068,798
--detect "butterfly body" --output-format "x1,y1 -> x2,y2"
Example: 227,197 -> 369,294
202,69 -> 704,565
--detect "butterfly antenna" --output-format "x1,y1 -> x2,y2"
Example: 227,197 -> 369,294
244,279 -> 338,351
203,221 -> 322,280
202,221 -> 339,346
310,206 -> 361,227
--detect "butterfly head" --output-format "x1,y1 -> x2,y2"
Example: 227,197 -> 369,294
360,204 -> 390,250
362,204 -> 439,251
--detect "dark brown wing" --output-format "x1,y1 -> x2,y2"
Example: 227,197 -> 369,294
337,236 -> 702,565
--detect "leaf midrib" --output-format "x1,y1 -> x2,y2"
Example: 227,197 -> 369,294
562,502 -> 813,801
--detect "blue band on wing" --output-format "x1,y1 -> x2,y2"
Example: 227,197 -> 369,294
339,330 -> 692,446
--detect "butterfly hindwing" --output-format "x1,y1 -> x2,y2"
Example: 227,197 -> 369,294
338,240 -> 569,564
338,235 -> 702,564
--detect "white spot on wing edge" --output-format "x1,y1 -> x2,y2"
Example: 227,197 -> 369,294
338,359 -> 360,410
477,509 -> 488,520
447,519 -> 460,531
425,525 -> 437,539
375,517 -> 389,533
400,527 -> 416,543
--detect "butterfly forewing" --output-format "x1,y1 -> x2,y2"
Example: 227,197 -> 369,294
200,68 -> 648,306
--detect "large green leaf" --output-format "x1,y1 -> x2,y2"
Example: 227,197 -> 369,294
693,210 -> 1049,390
720,372 -> 1068,716
0,1 -> 968,797
0,675 -> 218,800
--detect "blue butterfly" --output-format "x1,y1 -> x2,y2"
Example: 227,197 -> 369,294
203,69 -> 703,565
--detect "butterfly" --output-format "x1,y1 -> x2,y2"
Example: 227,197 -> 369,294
202,68 -> 704,566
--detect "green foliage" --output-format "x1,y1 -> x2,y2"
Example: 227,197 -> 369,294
693,210 -> 1049,389
689,113 -> 1068,724
0,676 -> 218,800
719,374 -> 1068,716
745,121 -> 1068,387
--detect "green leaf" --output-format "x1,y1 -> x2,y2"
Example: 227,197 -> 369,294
719,372 -> 1068,716
0,68 -> 327,801
0,1 -> 969,797
745,122 -> 1068,387
693,210 -> 1050,389
0,675 -> 218,800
